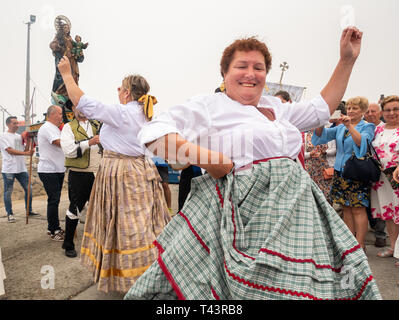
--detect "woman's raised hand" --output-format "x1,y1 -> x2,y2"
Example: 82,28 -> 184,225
57,56 -> 72,78
55,55 -> 84,106
340,115 -> 352,128
340,26 -> 363,63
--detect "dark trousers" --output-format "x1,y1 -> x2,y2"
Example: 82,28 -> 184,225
63,170 -> 95,251
38,172 -> 65,234
178,166 -> 202,211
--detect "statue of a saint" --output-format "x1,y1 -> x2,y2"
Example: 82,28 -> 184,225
49,16 -> 88,109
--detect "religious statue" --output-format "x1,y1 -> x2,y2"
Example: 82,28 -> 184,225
71,35 -> 88,61
49,15 -> 89,113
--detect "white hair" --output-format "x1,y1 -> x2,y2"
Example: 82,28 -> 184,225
368,103 -> 382,112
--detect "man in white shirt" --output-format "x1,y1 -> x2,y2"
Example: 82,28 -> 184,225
60,106 -> 100,257
0,116 -> 38,223
364,102 -> 387,247
38,106 -> 66,241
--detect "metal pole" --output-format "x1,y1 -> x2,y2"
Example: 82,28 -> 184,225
25,16 -> 35,127
30,87 -> 36,124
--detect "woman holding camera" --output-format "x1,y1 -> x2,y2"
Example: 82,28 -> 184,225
312,97 -> 375,251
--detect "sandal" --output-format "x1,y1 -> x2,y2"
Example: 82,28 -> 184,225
377,247 -> 394,258
395,261 -> 399,267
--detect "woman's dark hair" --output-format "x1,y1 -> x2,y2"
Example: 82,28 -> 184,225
274,91 -> 291,102
337,101 -> 347,115
6,116 -> 17,125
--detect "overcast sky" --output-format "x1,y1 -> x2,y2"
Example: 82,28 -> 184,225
0,0 -> 398,127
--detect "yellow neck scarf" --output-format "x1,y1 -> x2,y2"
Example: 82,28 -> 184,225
138,95 -> 157,121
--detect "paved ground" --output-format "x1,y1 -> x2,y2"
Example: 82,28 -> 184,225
0,184 -> 398,300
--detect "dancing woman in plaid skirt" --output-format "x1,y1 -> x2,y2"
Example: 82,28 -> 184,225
124,28 -> 381,300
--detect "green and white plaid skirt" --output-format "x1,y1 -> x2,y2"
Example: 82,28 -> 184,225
124,158 -> 381,300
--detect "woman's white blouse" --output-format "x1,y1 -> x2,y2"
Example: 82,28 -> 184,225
77,95 -> 147,156
138,92 -> 330,168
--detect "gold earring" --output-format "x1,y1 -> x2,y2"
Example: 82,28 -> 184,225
220,81 -> 225,92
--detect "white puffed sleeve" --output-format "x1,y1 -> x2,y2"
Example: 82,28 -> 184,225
283,94 -> 330,132
138,95 -> 212,146
76,94 -> 130,128
60,123 -> 90,158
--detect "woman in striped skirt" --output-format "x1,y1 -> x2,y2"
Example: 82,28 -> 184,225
124,28 -> 381,300
57,57 -> 171,293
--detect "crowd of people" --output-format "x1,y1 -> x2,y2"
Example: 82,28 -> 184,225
294,93 -> 399,270
0,26 -> 397,299
274,89 -> 399,284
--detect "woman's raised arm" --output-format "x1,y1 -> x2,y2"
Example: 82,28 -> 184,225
57,56 -> 84,107
321,27 -> 363,115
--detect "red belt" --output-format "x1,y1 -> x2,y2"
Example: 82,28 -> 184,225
253,156 -> 293,164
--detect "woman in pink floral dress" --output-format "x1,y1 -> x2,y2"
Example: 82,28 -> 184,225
370,95 -> 399,265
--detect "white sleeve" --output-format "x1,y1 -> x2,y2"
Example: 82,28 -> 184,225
0,135 -> 10,150
76,94 -> 127,128
45,125 -> 61,145
60,124 -> 90,158
138,95 -> 212,146
284,94 -> 330,132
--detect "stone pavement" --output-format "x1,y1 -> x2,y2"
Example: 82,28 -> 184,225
0,184 -> 398,300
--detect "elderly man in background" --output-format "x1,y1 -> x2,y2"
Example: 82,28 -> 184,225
365,102 -> 384,128
364,102 -> 387,247
60,106 -> 101,258
38,105 -> 66,241
0,116 -> 38,223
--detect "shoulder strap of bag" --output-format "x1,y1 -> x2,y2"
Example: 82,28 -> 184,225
367,140 -> 382,165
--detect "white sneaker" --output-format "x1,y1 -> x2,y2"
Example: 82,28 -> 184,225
7,214 -> 16,223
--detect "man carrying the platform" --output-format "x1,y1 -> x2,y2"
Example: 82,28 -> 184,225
38,106 -> 66,241
60,105 -> 101,258
0,116 -> 39,223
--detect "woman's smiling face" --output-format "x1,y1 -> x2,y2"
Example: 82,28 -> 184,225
223,50 -> 266,107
